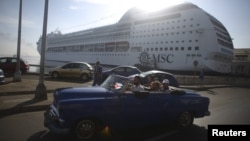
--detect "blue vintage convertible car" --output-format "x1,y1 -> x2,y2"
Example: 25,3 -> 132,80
44,75 -> 210,140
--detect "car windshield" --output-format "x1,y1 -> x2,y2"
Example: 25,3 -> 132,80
100,75 -> 129,93
85,63 -> 93,70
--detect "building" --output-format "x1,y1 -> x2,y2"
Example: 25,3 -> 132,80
232,48 -> 250,76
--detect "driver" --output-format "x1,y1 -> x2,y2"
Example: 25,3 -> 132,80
130,76 -> 144,91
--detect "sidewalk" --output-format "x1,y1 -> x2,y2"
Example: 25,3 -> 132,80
0,75 -> 92,118
0,74 -> 231,118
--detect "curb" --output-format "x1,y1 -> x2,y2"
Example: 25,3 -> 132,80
0,90 -> 55,96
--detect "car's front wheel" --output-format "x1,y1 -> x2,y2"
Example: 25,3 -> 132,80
177,111 -> 194,128
51,72 -> 59,78
74,119 -> 97,140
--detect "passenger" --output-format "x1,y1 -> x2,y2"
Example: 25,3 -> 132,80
149,80 -> 161,91
199,68 -> 205,86
161,79 -> 171,93
145,76 -> 153,87
130,76 -> 144,91
92,61 -> 103,86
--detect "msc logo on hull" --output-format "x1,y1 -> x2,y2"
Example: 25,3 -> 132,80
138,51 -> 174,67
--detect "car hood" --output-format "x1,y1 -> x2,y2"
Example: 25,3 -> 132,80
54,87 -> 112,102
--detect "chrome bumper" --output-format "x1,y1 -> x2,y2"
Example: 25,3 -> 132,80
44,105 -> 69,134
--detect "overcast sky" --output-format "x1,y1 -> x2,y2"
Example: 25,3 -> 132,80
0,0 -> 249,57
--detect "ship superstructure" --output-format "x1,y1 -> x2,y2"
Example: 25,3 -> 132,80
37,2 -> 234,73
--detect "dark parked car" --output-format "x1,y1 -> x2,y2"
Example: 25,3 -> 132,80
49,62 -> 93,81
0,69 -> 5,84
0,57 -> 29,74
44,75 -> 210,140
129,70 -> 179,87
102,65 -> 142,81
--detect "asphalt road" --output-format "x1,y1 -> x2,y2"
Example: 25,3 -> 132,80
0,86 -> 249,141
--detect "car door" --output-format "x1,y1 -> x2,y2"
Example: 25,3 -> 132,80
0,58 -> 7,73
71,63 -> 81,77
119,91 -> 171,128
60,63 -> 73,77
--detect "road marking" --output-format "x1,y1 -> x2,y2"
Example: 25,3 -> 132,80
145,130 -> 179,141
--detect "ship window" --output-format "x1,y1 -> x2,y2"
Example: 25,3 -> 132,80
175,47 -> 179,51
170,47 -> 173,51
171,41 -> 173,43
160,47 -> 163,51
151,48 -> 153,51
190,25 -> 193,27
183,25 -> 186,28
195,39 -> 199,42
181,47 -> 184,51
190,18 -> 193,21
188,47 -> 192,50
155,48 -> 158,51
189,40 -> 192,42
189,31 -> 193,34
182,40 -> 185,43
165,47 -> 168,51
195,46 -> 199,50
182,32 -> 185,34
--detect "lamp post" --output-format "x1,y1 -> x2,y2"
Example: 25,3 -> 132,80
13,0 -> 22,82
35,0 -> 49,100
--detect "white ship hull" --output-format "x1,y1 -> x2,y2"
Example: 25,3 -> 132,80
38,2 -> 234,73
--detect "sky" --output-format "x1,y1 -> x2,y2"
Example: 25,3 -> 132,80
0,0 -> 249,58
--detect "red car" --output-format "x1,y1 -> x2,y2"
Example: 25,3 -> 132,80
0,57 -> 29,74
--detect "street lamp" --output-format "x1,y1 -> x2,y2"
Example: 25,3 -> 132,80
35,0 -> 49,100
13,0 -> 22,82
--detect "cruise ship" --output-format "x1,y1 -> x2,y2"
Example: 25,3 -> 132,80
37,2 -> 234,74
